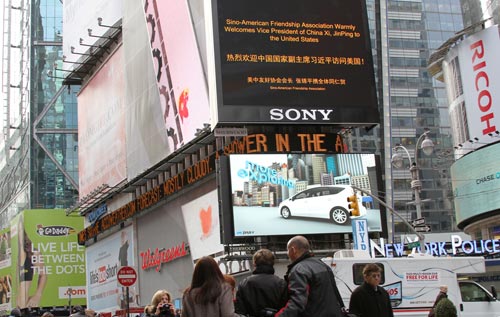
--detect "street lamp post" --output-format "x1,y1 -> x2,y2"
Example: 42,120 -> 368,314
391,130 -> 434,220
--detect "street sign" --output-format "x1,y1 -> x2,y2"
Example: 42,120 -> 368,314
214,127 -> 248,137
407,241 -> 420,249
117,266 -> 137,287
411,217 -> 426,227
414,224 -> 431,233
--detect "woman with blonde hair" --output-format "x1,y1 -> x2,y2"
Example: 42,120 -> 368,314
182,256 -> 239,316
144,290 -> 175,317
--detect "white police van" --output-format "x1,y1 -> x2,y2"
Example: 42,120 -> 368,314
324,250 -> 500,317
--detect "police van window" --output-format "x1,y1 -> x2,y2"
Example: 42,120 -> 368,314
353,263 -> 385,285
459,282 -> 491,302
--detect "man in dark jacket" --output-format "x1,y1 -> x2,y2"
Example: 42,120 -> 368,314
428,285 -> 448,317
235,248 -> 287,316
349,263 -> 394,317
276,236 -> 345,317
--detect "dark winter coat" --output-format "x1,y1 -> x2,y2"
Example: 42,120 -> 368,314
275,252 -> 344,317
349,282 -> 394,317
428,291 -> 448,317
235,264 -> 287,316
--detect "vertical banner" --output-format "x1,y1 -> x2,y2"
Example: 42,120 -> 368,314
78,46 -> 127,198
142,0 -> 211,151
457,25 -> 500,142
352,218 -> 369,251
181,190 -> 224,260
10,209 -> 86,309
0,227 -> 12,315
86,225 -> 138,312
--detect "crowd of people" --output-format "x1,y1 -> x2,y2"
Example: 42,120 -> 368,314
9,235 -> 397,317
142,235 -> 395,317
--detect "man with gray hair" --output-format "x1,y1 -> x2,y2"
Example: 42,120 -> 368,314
235,248 -> 287,316
276,236 -> 345,317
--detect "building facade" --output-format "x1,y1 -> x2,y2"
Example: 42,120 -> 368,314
1,0 -> 79,227
348,0 -> 464,238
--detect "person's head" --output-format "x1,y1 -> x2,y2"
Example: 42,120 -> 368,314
151,289 -> 172,307
41,312 -> 54,317
191,256 -> 224,288
363,263 -> 382,288
253,248 -> 275,267
440,285 -> 448,293
121,231 -> 127,243
189,256 -> 225,304
10,308 -> 21,317
287,236 -> 310,262
72,306 -> 84,314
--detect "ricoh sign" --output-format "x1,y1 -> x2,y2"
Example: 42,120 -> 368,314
457,25 -> 500,141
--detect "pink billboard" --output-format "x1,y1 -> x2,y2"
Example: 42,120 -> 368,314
143,0 -> 211,151
78,47 -> 127,198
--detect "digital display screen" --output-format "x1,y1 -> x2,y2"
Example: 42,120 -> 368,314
210,0 -> 379,125
224,153 -> 383,237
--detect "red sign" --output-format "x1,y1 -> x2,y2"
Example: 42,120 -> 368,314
139,242 -> 189,272
117,266 -> 137,287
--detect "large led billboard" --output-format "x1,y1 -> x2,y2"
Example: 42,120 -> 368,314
206,0 -> 379,126
451,142 -> 500,228
220,153 -> 382,240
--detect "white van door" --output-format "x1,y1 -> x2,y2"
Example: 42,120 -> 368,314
458,281 -> 500,317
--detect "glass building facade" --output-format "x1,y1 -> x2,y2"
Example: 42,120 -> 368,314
0,0 -> 79,226
349,0 -> 464,238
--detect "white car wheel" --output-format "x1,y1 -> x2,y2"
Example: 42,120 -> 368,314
281,207 -> 291,219
330,207 -> 349,225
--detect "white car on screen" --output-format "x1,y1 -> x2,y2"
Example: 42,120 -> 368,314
278,185 -> 366,225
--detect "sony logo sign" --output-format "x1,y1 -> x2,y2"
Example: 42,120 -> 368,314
269,108 -> 334,121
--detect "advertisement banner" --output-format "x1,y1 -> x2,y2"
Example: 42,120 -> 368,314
78,46 -> 127,198
86,225 -> 138,312
123,0 -> 169,180
63,0 -> 122,72
9,209 -> 86,309
142,0 -> 211,152
457,25 -> 500,144
0,227 -> 12,315
181,190 -> 224,260
206,0 -> 379,126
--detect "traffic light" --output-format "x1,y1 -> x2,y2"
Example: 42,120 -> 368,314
347,194 -> 360,216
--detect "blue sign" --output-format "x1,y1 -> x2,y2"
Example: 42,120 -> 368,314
352,218 -> 369,251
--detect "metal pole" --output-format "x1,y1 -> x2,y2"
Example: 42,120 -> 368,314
413,131 -> 429,219
68,287 -> 72,315
126,287 -> 130,317
410,164 -> 423,219
351,185 -> 426,252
